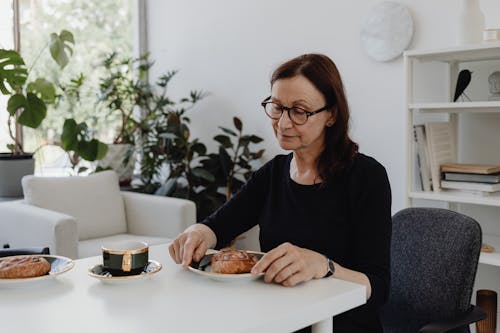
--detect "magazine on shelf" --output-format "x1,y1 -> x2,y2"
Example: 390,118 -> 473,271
425,122 -> 457,192
413,125 -> 432,191
441,180 -> 500,193
443,172 -> 500,184
441,163 -> 500,175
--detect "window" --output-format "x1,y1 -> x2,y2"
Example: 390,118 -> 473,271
2,0 -> 134,175
0,1 -> 14,153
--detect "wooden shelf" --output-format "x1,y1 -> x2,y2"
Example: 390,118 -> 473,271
409,101 -> 500,113
405,43 -> 500,63
409,190 -> 500,207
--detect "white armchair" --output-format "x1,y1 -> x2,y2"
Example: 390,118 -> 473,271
0,171 -> 195,259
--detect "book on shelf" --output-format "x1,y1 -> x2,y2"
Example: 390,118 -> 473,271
413,125 -> 432,191
441,180 -> 500,193
425,122 -> 456,192
441,163 -> 500,175
443,172 -> 500,184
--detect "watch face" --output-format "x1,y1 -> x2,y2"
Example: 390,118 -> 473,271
328,259 -> 335,274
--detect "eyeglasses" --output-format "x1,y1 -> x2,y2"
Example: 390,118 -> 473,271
261,96 -> 331,125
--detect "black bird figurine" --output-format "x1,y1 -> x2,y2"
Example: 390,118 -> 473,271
454,69 -> 472,102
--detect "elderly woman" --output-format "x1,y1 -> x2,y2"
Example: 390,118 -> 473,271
169,53 -> 391,333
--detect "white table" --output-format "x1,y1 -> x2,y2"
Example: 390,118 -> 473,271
0,244 -> 365,333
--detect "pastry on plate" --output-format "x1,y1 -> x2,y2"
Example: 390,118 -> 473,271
0,256 -> 51,279
211,249 -> 259,274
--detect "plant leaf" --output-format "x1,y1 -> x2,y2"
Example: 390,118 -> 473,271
16,93 -> 47,128
192,167 -> 215,182
0,49 -> 27,94
49,30 -> 75,69
219,126 -> 237,137
218,145 -> 232,177
61,118 -> 79,151
233,117 -> 242,131
249,135 -> 263,143
213,134 -> 233,148
27,78 -> 56,104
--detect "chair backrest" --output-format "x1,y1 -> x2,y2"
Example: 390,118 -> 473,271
0,246 -> 50,258
381,207 -> 482,333
22,171 -> 127,240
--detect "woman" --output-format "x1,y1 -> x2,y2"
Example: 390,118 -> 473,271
169,53 -> 392,333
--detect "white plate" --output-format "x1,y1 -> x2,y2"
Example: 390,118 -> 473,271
88,260 -> 162,284
0,255 -> 75,288
188,250 -> 265,282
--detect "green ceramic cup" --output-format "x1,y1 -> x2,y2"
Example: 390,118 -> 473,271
102,241 -> 149,276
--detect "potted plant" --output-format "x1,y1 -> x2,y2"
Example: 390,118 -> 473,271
0,30 -> 74,196
96,53 -> 152,185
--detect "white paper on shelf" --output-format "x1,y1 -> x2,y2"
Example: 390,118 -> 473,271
425,121 -> 457,192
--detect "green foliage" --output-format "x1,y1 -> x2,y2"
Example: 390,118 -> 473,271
18,0 -> 133,154
0,31 -> 75,154
61,119 -> 108,169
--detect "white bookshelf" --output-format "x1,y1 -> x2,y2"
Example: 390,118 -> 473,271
409,101 -> 500,113
405,43 -> 500,269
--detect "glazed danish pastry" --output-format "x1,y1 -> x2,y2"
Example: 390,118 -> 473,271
211,249 -> 259,274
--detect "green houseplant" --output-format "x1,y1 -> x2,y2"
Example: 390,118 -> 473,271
0,30 -> 74,195
94,52 -> 265,219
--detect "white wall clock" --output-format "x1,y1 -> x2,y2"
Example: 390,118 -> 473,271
360,2 -> 414,62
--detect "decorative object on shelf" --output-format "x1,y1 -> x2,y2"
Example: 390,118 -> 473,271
454,69 -> 472,102
481,243 -> 495,253
457,0 -> 485,45
488,71 -> 500,101
360,1 -> 413,62
476,289 -> 497,333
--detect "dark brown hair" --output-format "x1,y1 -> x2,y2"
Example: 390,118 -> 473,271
271,53 -> 358,183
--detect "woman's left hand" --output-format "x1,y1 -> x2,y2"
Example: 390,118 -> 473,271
251,242 -> 328,287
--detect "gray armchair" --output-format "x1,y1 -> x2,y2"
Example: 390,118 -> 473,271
381,207 -> 486,333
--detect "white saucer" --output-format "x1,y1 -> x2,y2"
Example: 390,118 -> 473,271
88,260 -> 162,284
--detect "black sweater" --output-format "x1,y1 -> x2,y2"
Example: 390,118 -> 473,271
202,152 -> 392,333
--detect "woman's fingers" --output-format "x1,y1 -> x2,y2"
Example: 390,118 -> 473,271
263,255 -> 294,283
252,242 -> 291,274
273,262 -> 301,284
282,271 -> 307,287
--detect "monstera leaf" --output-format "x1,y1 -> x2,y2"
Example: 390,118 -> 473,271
49,30 -> 75,69
0,49 -> 28,94
27,78 -> 56,104
61,119 -> 108,162
7,92 -> 47,128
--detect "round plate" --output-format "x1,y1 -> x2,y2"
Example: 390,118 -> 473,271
188,250 -> 265,282
88,260 -> 162,284
0,255 -> 75,288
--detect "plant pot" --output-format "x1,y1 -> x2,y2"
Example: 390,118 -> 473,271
0,153 -> 35,197
97,144 -> 136,186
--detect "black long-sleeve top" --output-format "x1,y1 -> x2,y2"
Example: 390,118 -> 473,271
202,152 -> 392,333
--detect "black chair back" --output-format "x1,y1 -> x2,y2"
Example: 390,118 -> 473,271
381,207 -> 482,333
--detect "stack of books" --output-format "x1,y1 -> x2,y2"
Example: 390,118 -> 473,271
440,163 -> 500,195
414,122 -> 456,192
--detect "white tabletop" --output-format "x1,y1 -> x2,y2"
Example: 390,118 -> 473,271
0,244 -> 365,333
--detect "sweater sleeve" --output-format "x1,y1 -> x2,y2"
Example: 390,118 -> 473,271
347,157 -> 392,309
201,159 -> 272,249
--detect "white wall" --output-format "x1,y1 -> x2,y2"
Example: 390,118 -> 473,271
146,0 -> 500,214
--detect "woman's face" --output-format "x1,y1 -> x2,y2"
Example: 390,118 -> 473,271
270,75 -> 334,154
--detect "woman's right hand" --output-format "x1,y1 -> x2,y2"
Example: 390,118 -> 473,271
168,224 -> 217,267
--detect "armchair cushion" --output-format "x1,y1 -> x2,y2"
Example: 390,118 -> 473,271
22,171 -> 127,241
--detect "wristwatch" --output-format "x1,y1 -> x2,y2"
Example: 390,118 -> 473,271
324,257 -> 335,278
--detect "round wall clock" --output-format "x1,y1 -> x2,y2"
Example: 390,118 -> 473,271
360,2 -> 414,62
